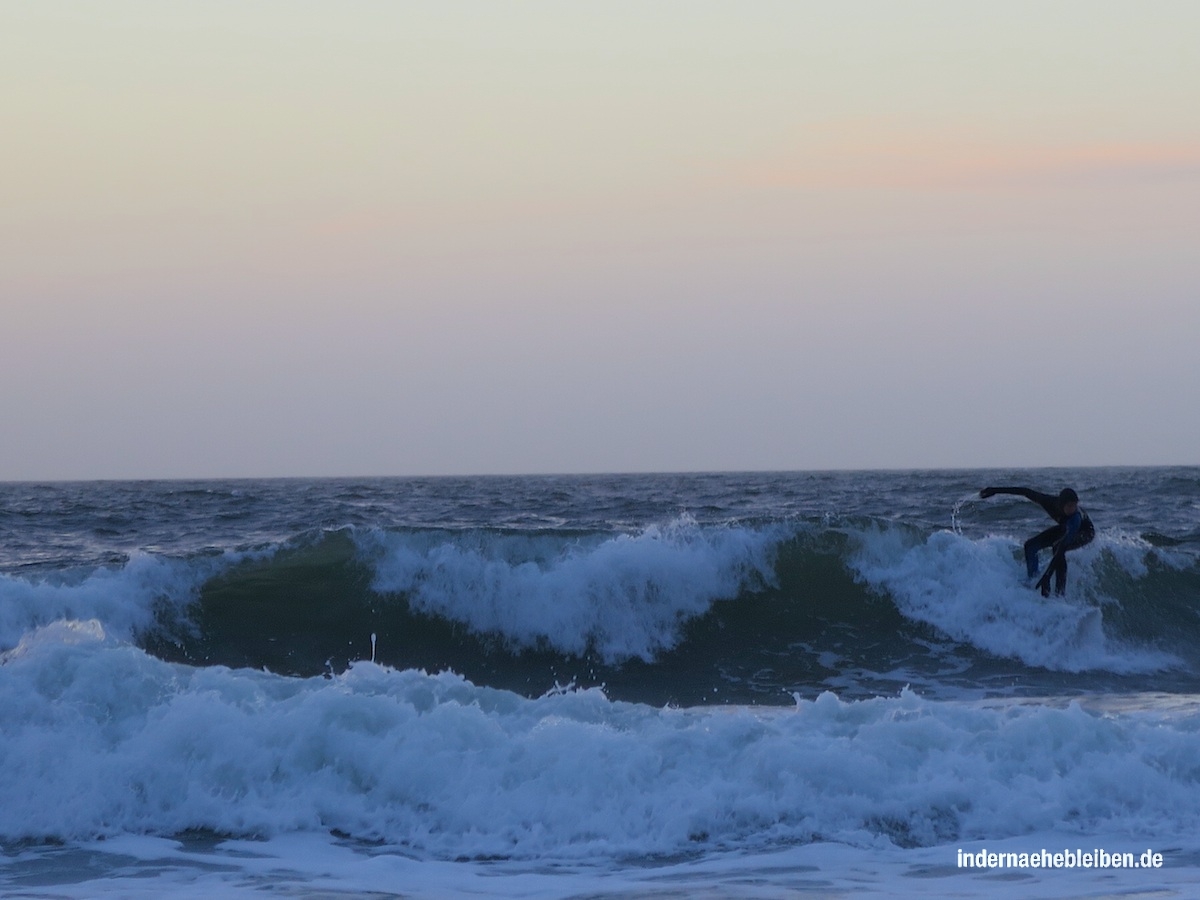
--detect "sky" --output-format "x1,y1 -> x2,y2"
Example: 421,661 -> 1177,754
2,1 -> 1198,479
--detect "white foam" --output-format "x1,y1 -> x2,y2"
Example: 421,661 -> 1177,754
0,618 -> 110,664
362,517 -> 780,662
0,553 -> 210,652
2,632 -> 1199,861
848,527 -> 1177,673
1093,527 -> 1198,578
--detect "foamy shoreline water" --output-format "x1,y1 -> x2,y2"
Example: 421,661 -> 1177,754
6,829 -> 1198,899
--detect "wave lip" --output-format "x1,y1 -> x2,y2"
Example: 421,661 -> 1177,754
360,516 -> 781,663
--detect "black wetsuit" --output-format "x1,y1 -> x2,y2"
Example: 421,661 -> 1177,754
981,487 -> 1095,596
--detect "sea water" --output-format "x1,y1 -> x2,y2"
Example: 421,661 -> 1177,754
2,469 -> 1199,897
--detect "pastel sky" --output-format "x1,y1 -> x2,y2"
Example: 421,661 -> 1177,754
3,2 -> 1198,479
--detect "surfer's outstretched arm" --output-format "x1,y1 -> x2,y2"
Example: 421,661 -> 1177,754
979,486 -> 1060,519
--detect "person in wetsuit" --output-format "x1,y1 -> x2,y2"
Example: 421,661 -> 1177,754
978,486 -> 1095,597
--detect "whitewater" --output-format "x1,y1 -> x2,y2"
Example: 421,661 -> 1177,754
2,469 -> 1199,898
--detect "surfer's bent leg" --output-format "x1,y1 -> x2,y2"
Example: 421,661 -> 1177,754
1052,531 -> 1095,595
1050,553 -> 1068,595
1024,526 -> 1062,578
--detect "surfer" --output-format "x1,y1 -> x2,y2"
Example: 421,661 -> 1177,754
978,486 -> 1095,597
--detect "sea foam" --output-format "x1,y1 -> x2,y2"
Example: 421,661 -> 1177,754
2,625 -> 1198,859
849,526 -> 1177,674
361,517 -> 780,662
0,553 -> 209,652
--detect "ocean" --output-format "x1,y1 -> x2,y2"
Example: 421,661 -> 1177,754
2,468 -> 1199,898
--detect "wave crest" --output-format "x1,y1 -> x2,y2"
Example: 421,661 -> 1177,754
362,516 -> 781,662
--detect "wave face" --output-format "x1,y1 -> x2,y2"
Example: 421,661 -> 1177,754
5,511 -> 1195,705
150,517 -> 1199,703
